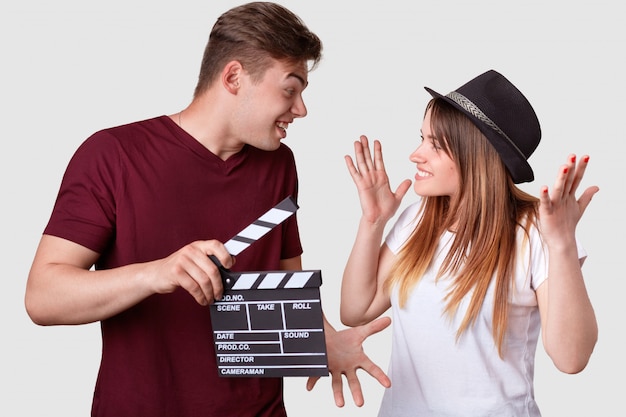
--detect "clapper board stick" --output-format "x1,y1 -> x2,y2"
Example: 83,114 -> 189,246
208,195 -> 329,378
225,196 -> 298,256
208,195 -> 298,281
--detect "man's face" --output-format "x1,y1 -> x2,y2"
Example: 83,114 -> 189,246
233,59 -> 309,151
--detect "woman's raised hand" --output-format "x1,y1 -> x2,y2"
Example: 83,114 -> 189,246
344,135 -> 412,225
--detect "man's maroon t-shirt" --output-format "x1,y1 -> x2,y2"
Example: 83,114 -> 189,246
44,116 -> 303,417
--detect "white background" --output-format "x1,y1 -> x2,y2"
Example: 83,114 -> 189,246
2,1 -> 624,416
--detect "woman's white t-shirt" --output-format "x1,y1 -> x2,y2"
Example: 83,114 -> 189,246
378,201 -> 585,417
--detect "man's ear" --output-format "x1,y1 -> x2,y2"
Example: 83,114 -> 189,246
222,60 -> 243,94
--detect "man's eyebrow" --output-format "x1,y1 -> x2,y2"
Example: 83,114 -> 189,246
289,72 -> 307,87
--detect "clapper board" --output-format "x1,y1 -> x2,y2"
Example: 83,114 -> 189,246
209,196 -> 329,378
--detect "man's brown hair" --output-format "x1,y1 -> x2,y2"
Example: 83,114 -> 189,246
194,2 -> 322,97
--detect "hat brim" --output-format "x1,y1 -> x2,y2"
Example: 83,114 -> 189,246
424,86 -> 534,183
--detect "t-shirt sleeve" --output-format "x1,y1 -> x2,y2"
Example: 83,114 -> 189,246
281,214 -> 303,260
44,131 -> 120,253
277,145 -> 303,260
384,201 -> 422,254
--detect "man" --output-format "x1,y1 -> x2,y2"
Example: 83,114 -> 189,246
25,2 -> 390,416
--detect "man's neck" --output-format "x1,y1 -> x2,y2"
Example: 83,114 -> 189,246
171,94 -> 244,161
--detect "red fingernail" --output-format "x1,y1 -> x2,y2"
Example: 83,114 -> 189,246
570,156 -> 576,163
583,156 -> 590,163
563,167 -> 569,174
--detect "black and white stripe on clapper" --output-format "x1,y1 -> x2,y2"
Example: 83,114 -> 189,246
225,269 -> 321,291
224,196 -> 298,256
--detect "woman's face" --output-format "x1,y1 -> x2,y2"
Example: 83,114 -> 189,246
409,108 -> 460,197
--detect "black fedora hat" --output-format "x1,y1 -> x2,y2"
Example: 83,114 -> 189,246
424,70 -> 541,183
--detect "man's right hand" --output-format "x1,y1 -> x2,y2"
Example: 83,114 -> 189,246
149,239 -> 234,305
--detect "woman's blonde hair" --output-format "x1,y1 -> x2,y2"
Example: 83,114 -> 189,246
387,98 -> 538,356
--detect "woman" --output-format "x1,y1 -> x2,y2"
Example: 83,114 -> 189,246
341,69 -> 598,416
